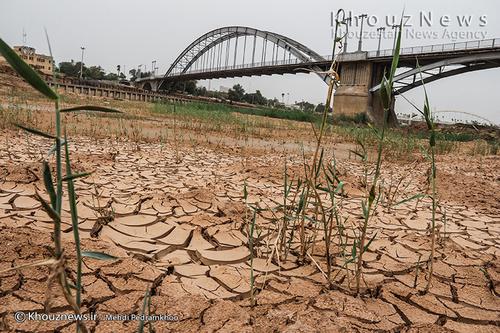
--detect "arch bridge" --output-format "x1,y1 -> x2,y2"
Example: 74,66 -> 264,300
137,26 -> 500,124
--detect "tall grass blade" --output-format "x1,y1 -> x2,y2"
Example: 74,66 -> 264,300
334,181 -> 344,194
60,105 -> 122,113
0,38 -> 58,100
35,191 -> 62,255
44,28 -> 54,67
249,210 -> 257,307
349,149 -> 365,160
138,288 -> 151,333
0,258 -> 58,275
363,232 -> 377,252
64,134 -> 83,307
81,251 -> 118,261
15,123 -> 55,139
417,62 -> 438,294
35,192 -> 61,223
47,139 -> 66,157
62,172 -> 92,182
361,200 -> 368,219
243,180 -> 248,201
389,18 -> 403,81
355,14 -> 403,295
42,162 -> 57,209
393,194 -> 425,207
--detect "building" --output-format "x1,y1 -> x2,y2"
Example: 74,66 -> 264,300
12,46 -> 54,75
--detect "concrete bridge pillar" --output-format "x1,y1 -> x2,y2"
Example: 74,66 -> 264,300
334,60 -> 397,125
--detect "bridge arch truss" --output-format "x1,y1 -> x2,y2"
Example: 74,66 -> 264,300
370,52 -> 500,95
159,26 -> 329,89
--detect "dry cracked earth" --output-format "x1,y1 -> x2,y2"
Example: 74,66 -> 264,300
0,129 -> 499,333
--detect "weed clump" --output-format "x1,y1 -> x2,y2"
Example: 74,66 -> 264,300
0,36 -> 121,332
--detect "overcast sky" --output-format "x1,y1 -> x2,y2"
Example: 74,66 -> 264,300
1,0 -> 499,123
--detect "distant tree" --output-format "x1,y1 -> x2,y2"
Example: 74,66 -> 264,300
164,80 -> 197,94
206,90 -> 227,99
183,81 -> 197,94
228,84 -> 245,102
194,85 -> 208,96
296,101 -> 315,113
84,66 -> 106,80
58,61 -> 127,81
315,103 -> 325,113
103,73 -> 119,81
244,90 -> 267,105
268,98 -> 280,107
58,61 -> 83,77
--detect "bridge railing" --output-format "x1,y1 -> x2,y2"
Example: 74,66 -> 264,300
162,38 -> 500,77
367,38 -> 500,57
176,56 -> 317,76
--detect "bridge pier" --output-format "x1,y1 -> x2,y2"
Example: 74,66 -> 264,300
333,59 -> 397,125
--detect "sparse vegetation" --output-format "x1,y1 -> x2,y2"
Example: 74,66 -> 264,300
0,12 -> 498,333
0,36 -> 119,333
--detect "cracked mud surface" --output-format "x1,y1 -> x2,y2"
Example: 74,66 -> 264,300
0,123 -> 499,332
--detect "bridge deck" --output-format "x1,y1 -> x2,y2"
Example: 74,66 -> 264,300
138,37 -> 500,88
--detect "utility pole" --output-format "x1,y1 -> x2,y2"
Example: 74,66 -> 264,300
377,27 -> 386,56
79,46 -> 85,80
357,14 -> 368,52
152,60 -> 156,76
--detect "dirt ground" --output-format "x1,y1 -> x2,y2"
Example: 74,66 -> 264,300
0,75 -> 499,332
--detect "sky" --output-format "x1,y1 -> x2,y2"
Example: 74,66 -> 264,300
1,0 -> 499,124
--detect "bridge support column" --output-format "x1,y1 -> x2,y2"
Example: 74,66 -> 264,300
333,61 -> 397,125
333,61 -> 372,120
